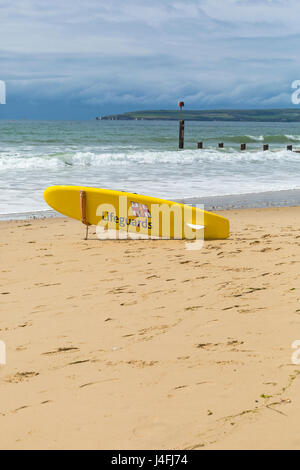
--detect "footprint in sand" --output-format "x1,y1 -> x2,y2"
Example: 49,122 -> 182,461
42,347 -> 79,356
6,372 -> 39,383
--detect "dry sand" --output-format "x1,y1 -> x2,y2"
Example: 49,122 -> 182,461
0,206 -> 300,450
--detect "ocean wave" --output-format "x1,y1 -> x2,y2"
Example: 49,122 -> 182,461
0,154 -> 66,170
284,135 -> 300,141
210,134 -> 300,144
0,148 -> 300,170
223,135 -> 264,143
246,135 -> 264,142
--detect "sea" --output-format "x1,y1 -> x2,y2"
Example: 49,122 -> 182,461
0,119 -> 300,217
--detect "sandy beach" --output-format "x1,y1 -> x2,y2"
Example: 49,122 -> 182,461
0,206 -> 300,450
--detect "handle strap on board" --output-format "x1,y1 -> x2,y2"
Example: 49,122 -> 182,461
80,190 -> 91,240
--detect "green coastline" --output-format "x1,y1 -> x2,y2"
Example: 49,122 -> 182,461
101,108 -> 300,122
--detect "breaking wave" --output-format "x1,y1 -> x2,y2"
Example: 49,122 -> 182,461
0,147 -> 300,170
213,134 -> 300,144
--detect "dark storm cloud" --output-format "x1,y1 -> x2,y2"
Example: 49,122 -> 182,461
1,0 -> 300,117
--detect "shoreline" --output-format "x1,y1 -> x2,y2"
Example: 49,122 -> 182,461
1,188 -> 300,221
178,188 -> 300,211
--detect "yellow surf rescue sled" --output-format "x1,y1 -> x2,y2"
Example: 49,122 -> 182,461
44,186 -> 230,240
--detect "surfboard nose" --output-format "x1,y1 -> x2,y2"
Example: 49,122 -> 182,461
43,186 -> 55,208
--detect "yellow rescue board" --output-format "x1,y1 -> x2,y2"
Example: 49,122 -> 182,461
44,186 -> 230,240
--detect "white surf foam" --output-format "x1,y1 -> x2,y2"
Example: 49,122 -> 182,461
0,148 -> 299,170
285,135 -> 300,141
246,135 -> 264,141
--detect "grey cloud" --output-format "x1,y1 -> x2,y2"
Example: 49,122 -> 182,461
1,0 -> 300,116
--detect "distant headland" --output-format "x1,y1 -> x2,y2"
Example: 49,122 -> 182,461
99,109 -> 300,122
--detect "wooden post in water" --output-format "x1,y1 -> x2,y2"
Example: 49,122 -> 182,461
287,145 -> 293,151
263,144 -> 269,151
178,101 -> 185,149
218,143 -> 224,148
241,143 -> 246,151
179,120 -> 185,149
197,142 -> 203,149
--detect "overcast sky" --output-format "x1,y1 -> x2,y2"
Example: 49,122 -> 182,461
1,0 -> 300,119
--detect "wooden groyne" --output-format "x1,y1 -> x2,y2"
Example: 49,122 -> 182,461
196,143 -> 298,151
177,103 -> 299,152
